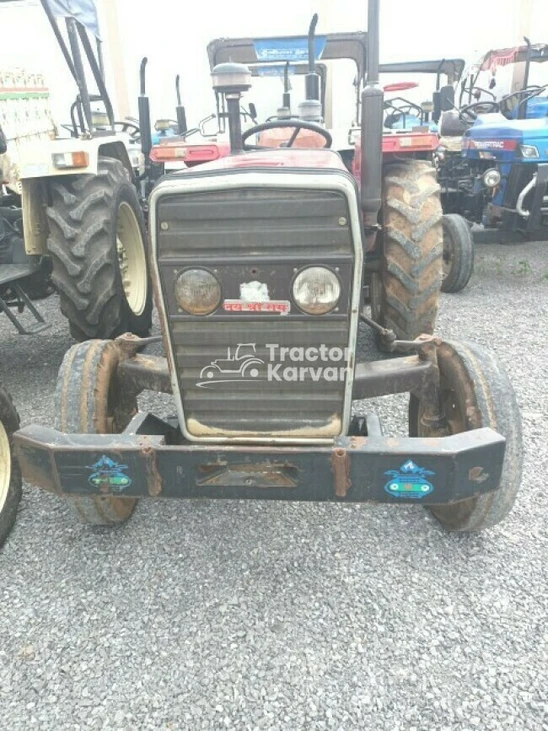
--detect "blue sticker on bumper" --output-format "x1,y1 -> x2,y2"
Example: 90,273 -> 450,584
87,455 -> 132,494
384,460 -> 435,499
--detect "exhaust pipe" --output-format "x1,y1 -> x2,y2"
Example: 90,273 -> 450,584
519,37 -> 533,120
283,61 -> 291,112
305,14 -> 320,102
360,0 -> 384,239
175,74 -> 188,135
139,57 -> 152,160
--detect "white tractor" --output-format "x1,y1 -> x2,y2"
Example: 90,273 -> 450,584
0,0 -> 152,339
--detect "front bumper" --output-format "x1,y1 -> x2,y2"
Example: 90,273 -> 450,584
14,412 -> 505,504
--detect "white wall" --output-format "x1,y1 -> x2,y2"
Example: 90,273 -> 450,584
0,0 -> 544,128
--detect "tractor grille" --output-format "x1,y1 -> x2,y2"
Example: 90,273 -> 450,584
503,164 -> 534,208
155,183 -> 357,440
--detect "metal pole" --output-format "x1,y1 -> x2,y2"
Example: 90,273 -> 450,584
226,95 -> 243,152
38,0 -> 79,84
511,0 -> 533,93
360,0 -> 383,239
76,22 -> 115,129
366,0 -> 379,84
96,38 -> 105,80
66,17 -> 93,134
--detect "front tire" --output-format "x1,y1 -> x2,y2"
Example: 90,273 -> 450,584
46,156 -> 152,341
371,160 -> 443,350
0,385 -> 22,547
441,214 -> 474,293
55,339 -> 138,525
409,340 -> 523,532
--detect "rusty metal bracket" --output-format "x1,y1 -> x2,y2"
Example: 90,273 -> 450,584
117,354 -> 172,396
331,448 -> 351,498
114,332 -> 163,358
412,336 -> 449,436
142,445 -> 163,496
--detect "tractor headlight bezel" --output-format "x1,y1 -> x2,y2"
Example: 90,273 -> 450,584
174,268 -> 222,316
482,168 -> 502,188
291,266 -> 341,316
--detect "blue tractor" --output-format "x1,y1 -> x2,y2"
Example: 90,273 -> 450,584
438,42 -> 548,244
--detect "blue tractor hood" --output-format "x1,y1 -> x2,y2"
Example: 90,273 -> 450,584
463,114 -> 548,161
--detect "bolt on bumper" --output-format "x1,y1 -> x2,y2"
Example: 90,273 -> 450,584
14,413 -> 505,504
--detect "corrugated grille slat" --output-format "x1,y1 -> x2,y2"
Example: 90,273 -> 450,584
157,185 -> 355,438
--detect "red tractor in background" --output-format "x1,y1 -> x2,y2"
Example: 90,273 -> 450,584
145,16 -> 443,344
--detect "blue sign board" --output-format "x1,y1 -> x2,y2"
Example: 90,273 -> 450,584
253,36 -> 328,63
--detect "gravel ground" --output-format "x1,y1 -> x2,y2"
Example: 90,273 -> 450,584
0,242 -> 547,731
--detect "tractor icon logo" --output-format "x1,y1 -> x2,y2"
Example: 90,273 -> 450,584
197,343 -> 265,388
383,460 -> 435,499
87,455 -> 132,494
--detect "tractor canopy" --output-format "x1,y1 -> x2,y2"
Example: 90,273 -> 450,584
377,58 -> 465,132
463,42 -> 548,120
207,31 -> 367,143
207,32 -> 367,80
379,58 -> 465,85
478,44 -> 548,71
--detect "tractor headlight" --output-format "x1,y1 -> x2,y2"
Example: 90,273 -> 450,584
292,266 -> 341,315
175,268 -> 221,315
520,144 -> 539,159
482,168 -> 502,188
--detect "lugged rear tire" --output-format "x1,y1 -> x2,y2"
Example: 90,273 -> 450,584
0,384 -> 22,547
46,156 -> 152,341
371,160 -> 443,350
55,339 -> 138,525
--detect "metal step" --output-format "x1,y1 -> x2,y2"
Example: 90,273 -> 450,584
0,281 -> 49,335
0,263 -> 40,287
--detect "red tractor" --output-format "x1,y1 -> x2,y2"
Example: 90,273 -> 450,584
14,3 -> 522,534
147,16 -> 442,344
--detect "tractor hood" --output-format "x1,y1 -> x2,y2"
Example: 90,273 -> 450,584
463,114 -> 548,162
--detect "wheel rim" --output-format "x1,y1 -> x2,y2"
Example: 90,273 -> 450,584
116,202 -> 147,316
0,420 -> 11,514
442,230 -> 453,282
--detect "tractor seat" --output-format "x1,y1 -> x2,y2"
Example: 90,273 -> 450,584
257,126 -> 328,149
439,110 -> 468,137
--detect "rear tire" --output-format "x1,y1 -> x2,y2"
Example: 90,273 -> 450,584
46,157 -> 152,341
0,384 -> 22,547
55,339 -> 138,525
409,340 -> 523,532
371,160 -> 443,350
441,214 -> 474,293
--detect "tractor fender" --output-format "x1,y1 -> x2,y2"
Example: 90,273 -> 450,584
18,136 -> 134,181
20,138 -> 136,256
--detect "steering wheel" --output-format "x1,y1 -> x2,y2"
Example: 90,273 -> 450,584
265,114 -> 301,122
115,119 -> 141,139
499,86 -> 546,116
383,96 -> 425,129
459,101 -> 500,125
461,85 -> 497,102
384,98 -> 424,116
241,120 -> 332,150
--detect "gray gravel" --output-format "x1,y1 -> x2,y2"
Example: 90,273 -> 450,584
0,242 -> 547,731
